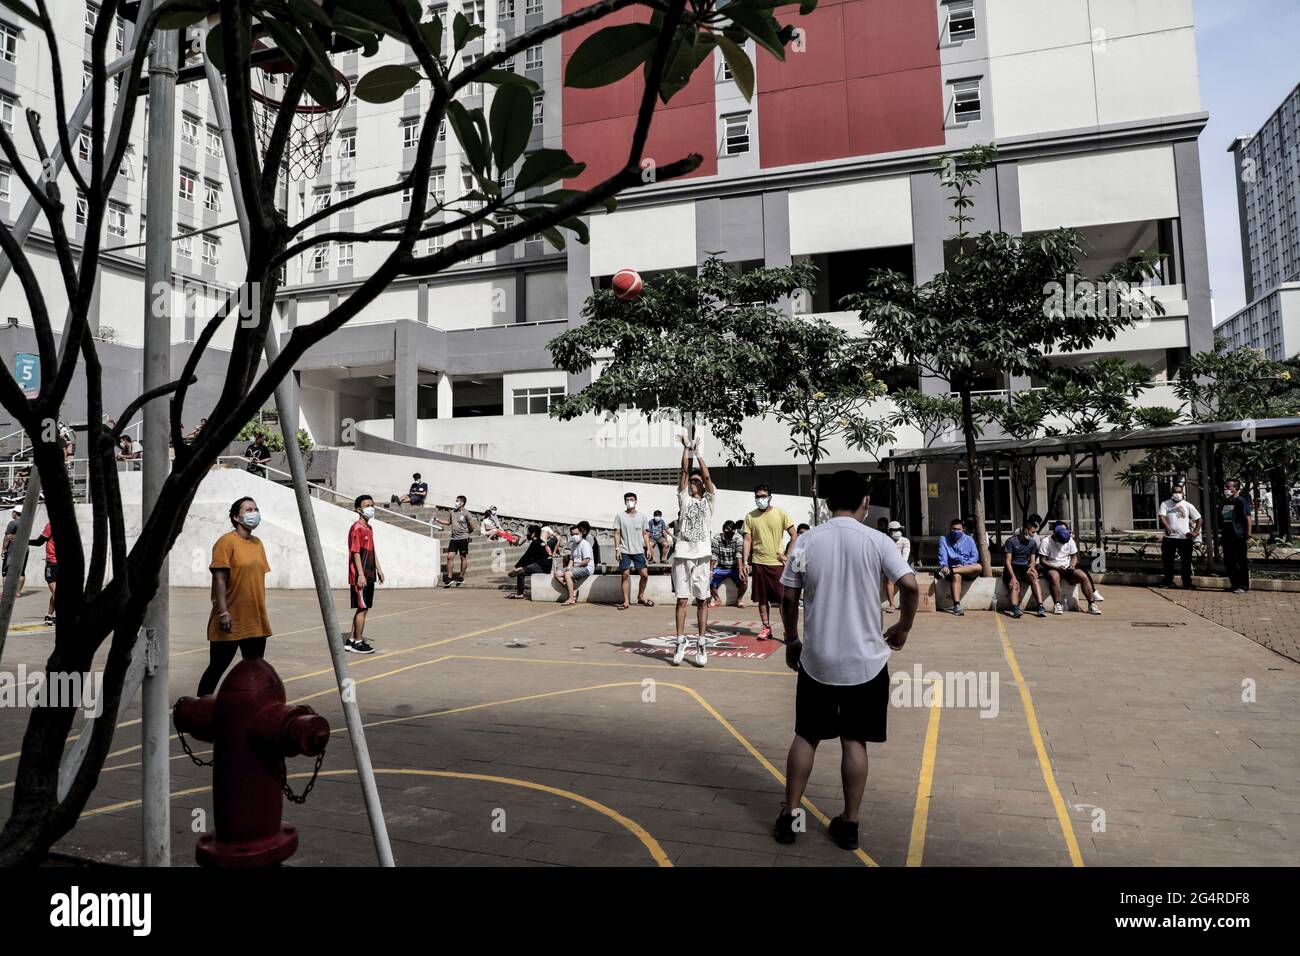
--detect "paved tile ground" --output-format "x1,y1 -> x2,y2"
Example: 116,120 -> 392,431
1,581 -> 1297,867
1154,587 -> 1300,663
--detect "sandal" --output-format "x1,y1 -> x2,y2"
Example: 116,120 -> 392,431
615,603 -> 630,610
637,598 -> 655,607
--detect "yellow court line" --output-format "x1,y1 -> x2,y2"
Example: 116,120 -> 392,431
0,603 -> 567,767
80,768 -> 671,867
994,616 -> 1085,867
906,678 -> 942,867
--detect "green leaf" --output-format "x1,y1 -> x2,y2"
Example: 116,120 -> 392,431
335,25 -> 381,58
354,64 -> 422,103
452,12 -> 485,52
715,35 -> 754,101
445,100 -> 489,173
516,148 -> 584,191
655,29 -> 714,103
419,20 -> 443,62
725,4 -> 787,61
205,22 -> 226,73
489,83 -> 533,172
565,23 -> 661,89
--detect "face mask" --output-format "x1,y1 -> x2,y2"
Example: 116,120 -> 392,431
571,534 -> 582,543
625,501 -> 636,511
890,531 -> 902,540
1223,488 -> 1234,498
362,507 -> 375,520
242,510 -> 261,530
1055,528 -> 1071,543
948,530 -> 963,543
455,503 -> 464,511
755,497 -> 770,511
1172,492 -> 1184,503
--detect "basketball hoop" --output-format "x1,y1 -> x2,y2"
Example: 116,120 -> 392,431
250,55 -> 351,182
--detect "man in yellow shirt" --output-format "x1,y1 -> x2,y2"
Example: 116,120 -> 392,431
742,483 -> 797,641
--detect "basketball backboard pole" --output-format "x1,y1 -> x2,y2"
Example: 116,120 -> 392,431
199,26 -> 395,866
141,6 -> 177,868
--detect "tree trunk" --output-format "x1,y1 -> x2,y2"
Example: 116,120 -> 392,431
959,388 -> 992,575
809,458 -> 820,525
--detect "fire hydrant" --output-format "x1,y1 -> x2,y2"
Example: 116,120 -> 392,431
173,659 -> 329,867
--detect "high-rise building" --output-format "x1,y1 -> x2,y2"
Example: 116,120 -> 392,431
1219,82 -> 1300,360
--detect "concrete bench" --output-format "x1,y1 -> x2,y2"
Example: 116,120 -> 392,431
529,572 -> 749,605
930,571 -> 1082,612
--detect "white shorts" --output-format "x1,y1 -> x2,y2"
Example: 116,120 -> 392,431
672,556 -> 711,601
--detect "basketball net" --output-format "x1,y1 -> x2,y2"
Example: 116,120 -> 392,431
251,63 -> 350,182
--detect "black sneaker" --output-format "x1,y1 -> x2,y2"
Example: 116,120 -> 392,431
828,815 -> 859,850
453,575 -> 464,587
773,804 -> 797,845
43,615 -> 54,626
345,639 -> 376,654
441,574 -> 452,588
1010,605 -> 1022,619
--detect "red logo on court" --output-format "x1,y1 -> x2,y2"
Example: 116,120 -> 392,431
616,621 -> 781,660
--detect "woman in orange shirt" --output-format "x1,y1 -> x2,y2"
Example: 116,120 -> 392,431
197,497 -> 273,696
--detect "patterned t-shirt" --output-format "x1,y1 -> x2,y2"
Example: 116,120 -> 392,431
675,490 -> 715,560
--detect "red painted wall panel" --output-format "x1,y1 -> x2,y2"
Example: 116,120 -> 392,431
757,0 -> 944,168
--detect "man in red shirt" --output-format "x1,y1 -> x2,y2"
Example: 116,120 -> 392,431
347,495 -> 384,654
30,520 -> 57,627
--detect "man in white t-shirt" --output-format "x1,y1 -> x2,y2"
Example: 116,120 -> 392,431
671,435 -> 716,666
773,470 -> 917,852
1158,481 -> 1202,590
1037,519 -> 1100,615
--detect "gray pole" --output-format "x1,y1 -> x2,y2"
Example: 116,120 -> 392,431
201,41 -> 394,866
140,23 -> 177,868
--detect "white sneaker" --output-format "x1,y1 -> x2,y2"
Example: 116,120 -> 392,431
1088,603 -> 1102,615
1052,604 -> 1064,615
671,638 -> 688,665
1092,591 -> 1105,602
884,605 -> 895,613
696,638 -> 708,667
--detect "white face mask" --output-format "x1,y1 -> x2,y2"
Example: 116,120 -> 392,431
890,530 -> 902,540
571,534 -> 582,543
1172,492 -> 1184,502
361,507 -> 375,520
242,510 -> 261,530
625,501 -> 636,511
755,497 -> 770,511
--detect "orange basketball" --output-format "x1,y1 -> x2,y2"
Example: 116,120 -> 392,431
612,269 -> 643,301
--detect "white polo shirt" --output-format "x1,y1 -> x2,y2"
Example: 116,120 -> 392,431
779,517 -> 913,686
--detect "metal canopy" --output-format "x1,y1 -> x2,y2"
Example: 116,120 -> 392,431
888,417 -> 1300,465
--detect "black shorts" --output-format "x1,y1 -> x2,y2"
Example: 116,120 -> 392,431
448,538 -> 469,555
2,555 -> 27,578
44,563 -> 58,584
1002,564 -> 1033,585
795,665 -> 889,744
350,580 -> 375,609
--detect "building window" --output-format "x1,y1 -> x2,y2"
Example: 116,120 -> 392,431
524,44 -> 542,71
946,1 -> 976,42
498,166 -> 514,193
204,178 -> 221,211
337,242 -> 354,267
437,119 -> 446,142
177,227 -> 193,259
462,54 -> 482,97
115,16 -> 126,54
0,22 -> 18,65
206,124 -> 223,157
312,186 -> 332,212
720,58 -> 732,82
498,0 -> 514,18
0,91 -> 13,134
336,181 -> 355,203
513,386 -> 565,415
178,167 -> 196,202
402,179 -> 413,205
75,192 -> 87,226
337,127 -> 356,159
402,117 -> 419,149
430,165 -> 446,203
107,200 -> 128,237
525,0 -> 542,14
202,233 -> 220,266
311,245 -> 330,272
180,112 -> 200,147
531,92 -> 543,126
85,2 -> 99,33
460,223 -> 483,262
0,163 -> 11,203
950,78 -> 981,123
721,112 -> 750,156
463,0 -> 485,25
79,129 -> 93,162
425,234 -> 443,255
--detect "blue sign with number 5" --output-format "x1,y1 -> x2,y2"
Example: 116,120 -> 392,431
15,353 -> 39,398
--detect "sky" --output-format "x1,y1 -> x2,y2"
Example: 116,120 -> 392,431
1194,0 -> 1300,324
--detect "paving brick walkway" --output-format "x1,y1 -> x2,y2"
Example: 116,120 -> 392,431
1154,587 -> 1300,662
2,583 -> 1297,867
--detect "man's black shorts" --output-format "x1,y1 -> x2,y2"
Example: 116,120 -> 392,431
448,538 -> 469,556
795,665 -> 889,744
350,580 -> 375,610
44,563 -> 58,584
2,555 -> 27,578
1002,564 -> 1033,585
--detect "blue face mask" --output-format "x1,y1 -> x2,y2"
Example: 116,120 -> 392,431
241,510 -> 261,530
1054,528 -> 1071,543
948,530 -> 964,544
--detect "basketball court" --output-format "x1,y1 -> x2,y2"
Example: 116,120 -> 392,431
3,583 -> 1296,867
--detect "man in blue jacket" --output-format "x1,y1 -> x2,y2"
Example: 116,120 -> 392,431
937,517 -> 981,615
